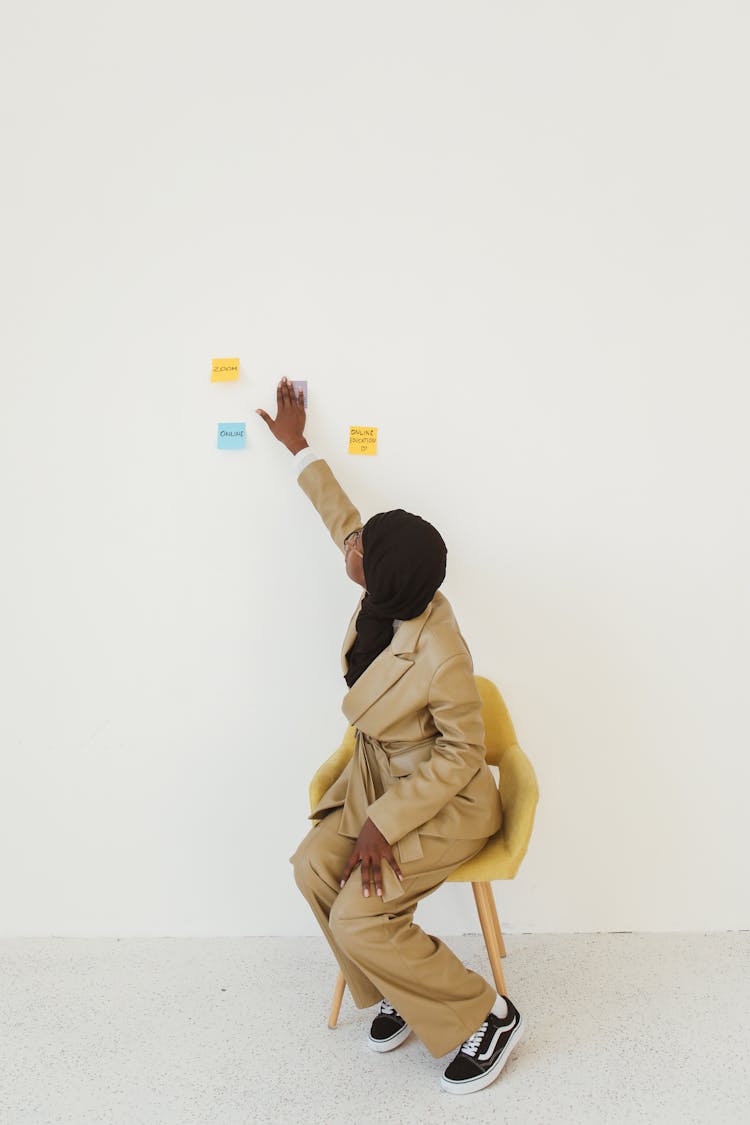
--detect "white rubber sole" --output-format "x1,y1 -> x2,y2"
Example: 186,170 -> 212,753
367,1022 -> 413,1053
440,1014 -> 525,1094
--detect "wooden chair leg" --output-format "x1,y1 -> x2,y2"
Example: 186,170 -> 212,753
484,883 -> 507,957
328,970 -> 346,1028
472,882 -> 508,996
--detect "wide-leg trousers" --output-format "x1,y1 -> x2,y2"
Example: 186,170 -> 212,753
290,807 -> 497,1058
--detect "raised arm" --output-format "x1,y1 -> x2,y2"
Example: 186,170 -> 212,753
256,377 -> 363,552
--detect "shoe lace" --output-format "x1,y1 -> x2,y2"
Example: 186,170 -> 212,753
460,1019 -> 489,1057
379,999 -> 398,1017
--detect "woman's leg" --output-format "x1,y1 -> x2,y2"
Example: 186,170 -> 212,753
289,810 -> 382,1008
293,812 -> 496,1058
328,832 -> 496,1059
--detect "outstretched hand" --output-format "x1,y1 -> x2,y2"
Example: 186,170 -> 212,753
340,817 -> 404,898
256,377 -> 308,454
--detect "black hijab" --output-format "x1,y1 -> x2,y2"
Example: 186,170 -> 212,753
344,509 -> 447,688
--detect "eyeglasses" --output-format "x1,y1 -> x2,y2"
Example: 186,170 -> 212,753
344,529 -> 363,555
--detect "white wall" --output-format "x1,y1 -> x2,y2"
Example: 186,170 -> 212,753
1,0 -> 748,937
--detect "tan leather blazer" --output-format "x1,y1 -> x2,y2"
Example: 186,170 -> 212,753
299,459 -> 503,857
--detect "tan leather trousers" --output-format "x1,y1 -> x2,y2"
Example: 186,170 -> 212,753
290,807 -> 496,1058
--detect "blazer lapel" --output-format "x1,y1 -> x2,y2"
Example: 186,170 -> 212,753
341,599 -> 436,726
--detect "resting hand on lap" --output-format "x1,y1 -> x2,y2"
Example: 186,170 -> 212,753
340,817 -> 404,897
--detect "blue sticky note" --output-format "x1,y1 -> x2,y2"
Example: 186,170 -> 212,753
217,423 -> 247,450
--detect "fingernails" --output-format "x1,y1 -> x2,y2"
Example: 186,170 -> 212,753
363,888 -> 369,898
340,880 -> 345,888
376,888 -> 382,897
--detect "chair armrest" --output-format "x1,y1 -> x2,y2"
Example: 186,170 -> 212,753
308,727 -> 356,813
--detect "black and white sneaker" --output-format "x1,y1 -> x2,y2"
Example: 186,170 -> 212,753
367,999 -> 412,1052
440,996 -> 524,1094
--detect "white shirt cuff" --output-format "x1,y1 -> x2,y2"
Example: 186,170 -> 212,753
293,446 -> 321,477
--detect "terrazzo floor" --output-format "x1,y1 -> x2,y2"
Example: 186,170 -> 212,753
1,932 -> 748,1124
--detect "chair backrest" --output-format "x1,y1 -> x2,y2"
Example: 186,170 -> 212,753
474,675 -> 519,767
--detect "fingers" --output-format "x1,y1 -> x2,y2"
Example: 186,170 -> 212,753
360,855 -> 372,897
279,377 -> 294,409
340,842 -> 404,899
340,852 -> 375,898
340,848 -> 359,889
278,377 -> 305,412
261,378 -> 305,425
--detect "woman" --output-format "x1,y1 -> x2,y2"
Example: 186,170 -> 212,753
256,378 -> 524,1095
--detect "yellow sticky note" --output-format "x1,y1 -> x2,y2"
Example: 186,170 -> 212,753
211,357 -> 240,382
348,426 -> 378,455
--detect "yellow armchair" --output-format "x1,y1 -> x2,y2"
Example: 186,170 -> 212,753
309,675 -> 540,1028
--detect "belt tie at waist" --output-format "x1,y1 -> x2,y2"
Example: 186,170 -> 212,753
338,730 -> 424,864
